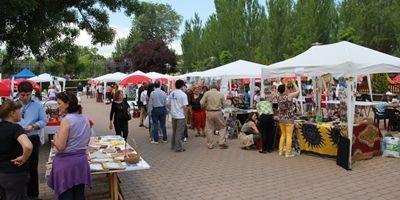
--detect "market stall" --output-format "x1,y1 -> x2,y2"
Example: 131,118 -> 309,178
262,41 -> 400,169
46,135 -> 150,200
28,73 -> 66,92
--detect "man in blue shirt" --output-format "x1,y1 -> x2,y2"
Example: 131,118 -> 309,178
18,81 -> 48,199
148,82 -> 168,144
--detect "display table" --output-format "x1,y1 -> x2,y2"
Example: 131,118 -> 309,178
297,122 -> 340,157
296,121 -> 382,160
46,135 -> 150,200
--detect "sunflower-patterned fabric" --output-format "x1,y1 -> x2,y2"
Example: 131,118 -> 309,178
297,122 -> 340,157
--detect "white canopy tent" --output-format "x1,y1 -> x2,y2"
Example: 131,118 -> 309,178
201,60 -> 266,105
201,59 -> 265,79
263,41 -> 400,77
172,71 -> 204,80
146,72 -> 172,80
262,41 -> 400,169
92,72 -> 127,83
28,73 -> 66,91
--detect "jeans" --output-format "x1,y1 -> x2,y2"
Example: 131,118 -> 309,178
152,107 -> 167,142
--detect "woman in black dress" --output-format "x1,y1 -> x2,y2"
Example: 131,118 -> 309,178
109,90 -> 131,140
0,100 -> 33,200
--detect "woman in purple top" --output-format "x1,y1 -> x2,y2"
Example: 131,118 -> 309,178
48,91 -> 92,200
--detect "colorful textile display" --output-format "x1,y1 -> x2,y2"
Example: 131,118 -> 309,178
352,124 -> 382,161
297,122 -> 340,157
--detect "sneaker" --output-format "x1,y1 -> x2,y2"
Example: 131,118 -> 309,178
139,124 -> 144,127
175,149 -> 186,152
183,137 -> 187,142
285,154 -> 295,158
219,144 -> 229,149
162,140 -> 167,144
150,141 -> 159,144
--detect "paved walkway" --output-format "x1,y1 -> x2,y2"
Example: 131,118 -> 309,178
38,98 -> 400,200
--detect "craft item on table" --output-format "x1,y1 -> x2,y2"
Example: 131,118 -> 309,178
111,152 -> 124,157
90,163 -> 105,172
124,153 -> 141,164
87,146 -> 98,153
382,136 -> 400,158
99,144 -> 108,149
110,141 -> 125,146
102,147 -> 117,154
91,158 -> 114,163
118,149 -> 134,154
102,162 -> 126,170
113,156 -> 125,162
90,151 -> 111,159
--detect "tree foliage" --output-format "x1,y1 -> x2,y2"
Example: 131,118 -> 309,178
112,2 -> 182,60
1,0 -> 141,61
181,0 -> 400,73
126,39 -> 177,73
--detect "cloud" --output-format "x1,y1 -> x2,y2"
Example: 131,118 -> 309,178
74,25 -> 183,57
169,40 -> 182,55
74,25 -> 130,58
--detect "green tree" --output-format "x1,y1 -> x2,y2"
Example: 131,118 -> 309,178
371,73 -> 389,94
219,51 -> 233,65
339,0 -> 400,54
287,0 -> 338,57
125,2 -> 182,51
266,0 -> 293,63
1,0 -> 141,60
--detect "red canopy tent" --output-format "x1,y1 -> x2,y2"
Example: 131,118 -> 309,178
393,75 -> 400,83
0,82 -> 11,96
119,75 -> 152,86
0,79 -> 41,92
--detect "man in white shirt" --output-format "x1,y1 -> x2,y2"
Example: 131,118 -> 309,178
140,85 -> 148,127
168,79 -> 188,152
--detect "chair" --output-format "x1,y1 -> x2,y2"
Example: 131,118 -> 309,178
386,109 -> 400,132
372,107 -> 388,129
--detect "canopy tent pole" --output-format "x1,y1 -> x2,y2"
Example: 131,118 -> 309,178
367,74 -> 373,101
346,77 -> 357,170
250,78 -> 255,108
297,76 -> 304,115
104,82 -> 107,101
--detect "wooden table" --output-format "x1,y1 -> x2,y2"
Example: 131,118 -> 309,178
46,136 -> 150,200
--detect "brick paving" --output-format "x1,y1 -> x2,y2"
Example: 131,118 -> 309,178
38,98 -> 400,200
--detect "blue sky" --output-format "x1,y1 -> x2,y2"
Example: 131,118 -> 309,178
77,0 -> 217,57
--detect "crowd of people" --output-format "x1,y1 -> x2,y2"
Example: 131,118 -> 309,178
1,77 -> 398,200
0,81 -> 92,199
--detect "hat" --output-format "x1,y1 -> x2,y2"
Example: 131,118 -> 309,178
386,91 -> 394,96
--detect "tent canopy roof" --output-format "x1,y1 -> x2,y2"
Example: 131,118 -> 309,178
201,60 -> 265,78
146,72 -> 172,80
14,68 -> 36,79
92,72 -> 127,82
263,41 -> 400,77
28,73 -> 66,83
